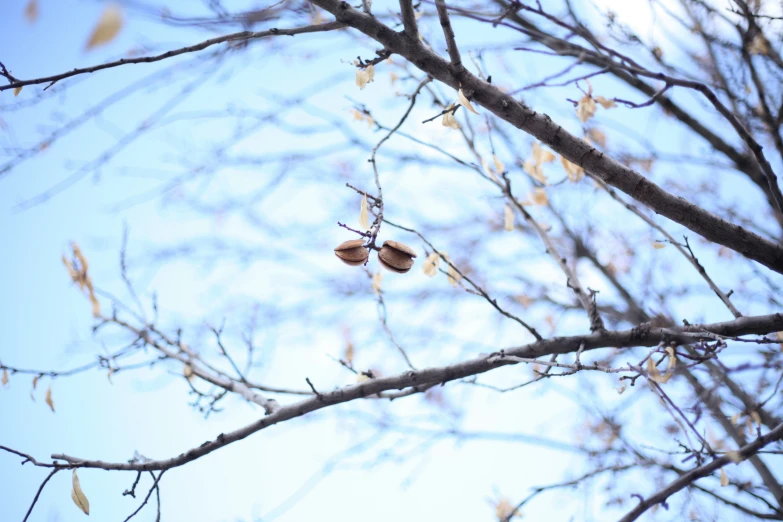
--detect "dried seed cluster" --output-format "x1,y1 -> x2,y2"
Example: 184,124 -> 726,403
334,239 -> 417,273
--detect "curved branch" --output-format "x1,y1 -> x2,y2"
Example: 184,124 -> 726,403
1,312 -> 774,473
0,22 -> 345,92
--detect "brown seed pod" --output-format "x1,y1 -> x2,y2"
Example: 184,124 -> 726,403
378,240 -> 417,273
334,239 -> 369,266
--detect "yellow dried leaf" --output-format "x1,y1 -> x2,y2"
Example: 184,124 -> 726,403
45,385 -> 55,412
389,72 -> 398,85
652,242 -> 666,249
576,94 -> 597,123
531,187 -> 548,205
183,364 -> 194,382
351,109 -> 364,121
356,372 -> 371,383
442,110 -> 461,130
458,89 -> 479,114
494,497 -> 520,520
523,160 -> 545,184
504,205 -> 514,231
652,46 -> 663,59
515,295 -> 532,308
665,346 -> 677,373
71,470 -> 90,515
719,467 -> 729,487
751,411 -> 761,428
647,357 -> 662,381
493,155 -> 505,174
443,253 -> 461,287
532,141 -> 555,164
725,450 -> 742,464
372,271 -> 383,294
32,375 -> 40,390
731,413 -> 741,426
595,96 -> 616,109
89,291 -> 101,318
85,3 -> 124,51
561,156 -> 584,182
107,368 -> 115,385
25,0 -> 38,23
14,86 -> 22,97
1,369 -> 8,387
587,128 -> 607,148
356,65 -> 374,90
343,329 -> 355,365
422,252 -> 440,277
749,34 -> 770,56
359,195 -> 370,230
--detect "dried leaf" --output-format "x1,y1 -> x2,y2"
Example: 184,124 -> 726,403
85,4 -> 124,51
493,497 -> 520,521
531,187 -> 548,205
389,72 -> 399,85
372,271 -> 383,294
665,346 -> 677,373
595,96 -> 616,109
587,128 -> 607,148
458,89 -> 479,114
576,94 -> 597,123
751,411 -> 761,428
532,141 -> 555,164
652,242 -> 666,249
725,450 -> 742,464
652,46 -> 663,59
647,357 -> 662,381
515,295 -> 532,308
359,195 -> 370,230
422,253 -> 440,277
493,155 -> 505,174
523,160 -> 546,184
442,110 -> 461,130
14,86 -> 22,97
25,0 -> 38,23
71,470 -> 90,515
1,369 -> 8,387
343,328 -> 355,365
89,291 -> 101,318
45,385 -> 55,412
356,65 -> 374,90
356,372 -> 371,383
731,413 -> 741,426
749,34 -> 770,56
561,156 -> 584,182
443,253 -> 461,287
720,467 -> 729,487
504,205 -> 514,231
183,364 -> 194,382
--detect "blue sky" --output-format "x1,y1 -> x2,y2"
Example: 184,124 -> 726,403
1,1 -> 780,521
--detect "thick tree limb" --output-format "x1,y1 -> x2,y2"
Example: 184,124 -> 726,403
306,1 -> 783,274
1,312 -> 774,472
618,421 -> 783,522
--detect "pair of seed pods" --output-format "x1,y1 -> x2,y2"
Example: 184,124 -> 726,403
334,239 -> 417,273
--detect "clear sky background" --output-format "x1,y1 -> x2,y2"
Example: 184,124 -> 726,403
1,1 -> 778,521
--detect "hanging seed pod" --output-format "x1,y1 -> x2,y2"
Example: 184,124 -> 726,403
334,239 -> 369,266
378,240 -> 417,273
